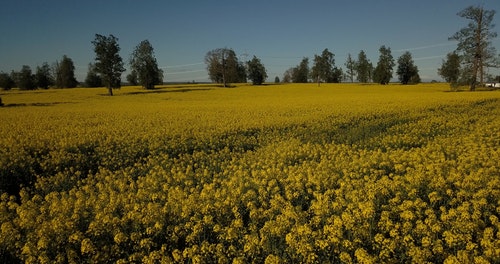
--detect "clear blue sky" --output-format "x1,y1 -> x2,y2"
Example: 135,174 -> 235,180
1,0 -> 499,83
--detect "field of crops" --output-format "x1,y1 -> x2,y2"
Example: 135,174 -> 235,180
0,83 -> 499,263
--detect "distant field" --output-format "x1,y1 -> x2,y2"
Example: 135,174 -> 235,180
1,83 -> 499,263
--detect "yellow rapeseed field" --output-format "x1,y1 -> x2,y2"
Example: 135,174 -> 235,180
0,83 -> 499,263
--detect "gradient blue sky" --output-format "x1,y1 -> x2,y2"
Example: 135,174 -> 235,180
1,0 -> 499,83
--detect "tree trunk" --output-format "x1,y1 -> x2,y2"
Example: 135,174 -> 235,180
471,53 -> 479,91
108,86 -> 113,96
222,50 -> 227,88
470,78 -> 476,91
478,8 -> 484,86
222,63 -> 227,88
470,57 -> 480,92
471,7 -> 483,91
479,55 -> 484,85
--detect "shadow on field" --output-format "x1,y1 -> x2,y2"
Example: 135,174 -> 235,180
443,86 -> 500,92
0,90 -> 58,96
119,88 -> 213,96
2,102 -> 73,107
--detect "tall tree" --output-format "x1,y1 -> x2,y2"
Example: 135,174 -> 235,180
92,34 -> 125,95
16,65 -> 36,90
85,63 -> 102,87
331,67 -> 343,83
344,53 -> 356,83
282,68 -> 293,83
246,56 -> 267,85
311,48 -> 343,85
292,57 -> 309,83
0,72 -> 15,90
396,51 -> 420,84
35,62 -> 54,89
450,6 -> 497,91
129,40 -> 163,89
205,48 -> 246,87
311,49 -> 332,85
438,52 -> 461,89
373,45 -> 395,85
54,55 -> 78,88
356,50 -> 372,83
9,71 -> 19,89
126,71 -> 138,86
205,48 -> 226,86
368,62 -> 374,82
230,51 -> 246,84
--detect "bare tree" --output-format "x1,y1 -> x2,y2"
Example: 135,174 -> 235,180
450,6 -> 497,91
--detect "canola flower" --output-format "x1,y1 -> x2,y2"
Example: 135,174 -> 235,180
0,83 -> 499,263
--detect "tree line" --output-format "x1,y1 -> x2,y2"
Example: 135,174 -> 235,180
0,35 -> 164,96
204,45 -> 420,87
0,5 -> 497,94
0,55 -> 78,90
206,5 -> 498,90
279,46 -> 420,85
204,48 -> 268,87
